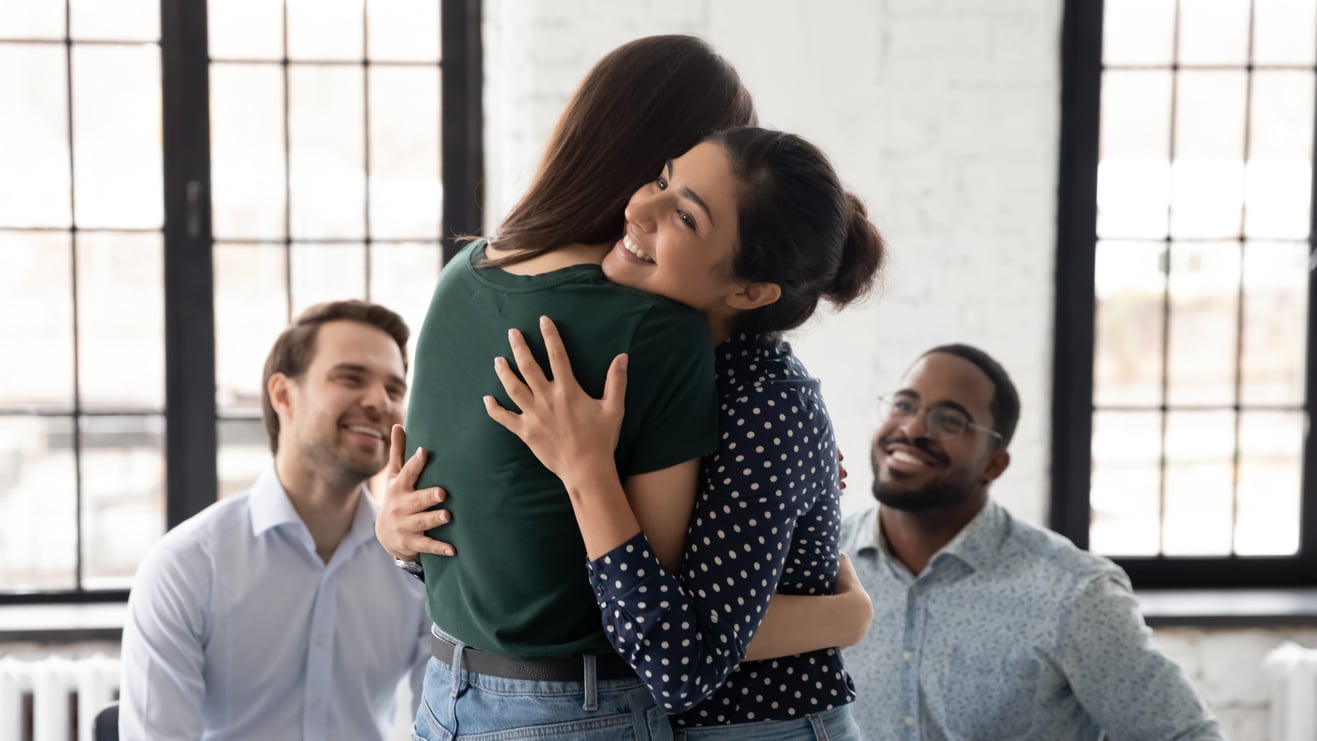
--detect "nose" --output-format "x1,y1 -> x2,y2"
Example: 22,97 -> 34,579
897,407 -> 931,440
360,381 -> 392,418
624,195 -> 657,234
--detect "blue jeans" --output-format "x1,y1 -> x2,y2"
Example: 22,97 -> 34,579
412,628 -> 672,740
672,706 -> 863,741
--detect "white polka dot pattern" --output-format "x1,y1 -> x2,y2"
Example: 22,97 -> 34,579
586,335 -> 856,727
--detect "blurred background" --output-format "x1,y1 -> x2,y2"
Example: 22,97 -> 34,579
0,1 -> 1314,738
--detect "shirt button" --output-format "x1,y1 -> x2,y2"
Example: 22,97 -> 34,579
904,716 -> 915,726
902,651 -> 913,661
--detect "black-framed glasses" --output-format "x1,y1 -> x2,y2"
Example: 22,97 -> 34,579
878,393 -> 1004,443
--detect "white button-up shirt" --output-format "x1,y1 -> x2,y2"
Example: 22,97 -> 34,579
120,467 -> 430,740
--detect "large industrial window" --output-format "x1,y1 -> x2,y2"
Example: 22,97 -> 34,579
0,0 -> 482,603
1054,0 -> 1316,587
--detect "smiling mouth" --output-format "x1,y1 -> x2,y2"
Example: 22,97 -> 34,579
881,440 -> 948,471
345,424 -> 385,441
621,233 -> 654,263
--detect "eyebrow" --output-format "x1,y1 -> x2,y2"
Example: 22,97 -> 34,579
666,159 -> 716,229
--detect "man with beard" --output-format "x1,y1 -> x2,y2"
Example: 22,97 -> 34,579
120,301 -> 431,741
838,344 -> 1222,741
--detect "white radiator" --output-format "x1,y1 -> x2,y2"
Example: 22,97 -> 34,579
0,655 -> 119,741
1266,642 -> 1317,741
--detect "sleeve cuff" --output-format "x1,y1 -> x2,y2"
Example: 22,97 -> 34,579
587,532 -> 672,603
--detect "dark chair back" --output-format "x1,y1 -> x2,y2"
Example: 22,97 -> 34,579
93,702 -> 118,741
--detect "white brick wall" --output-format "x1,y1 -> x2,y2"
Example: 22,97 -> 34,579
481,2 -> 1301,739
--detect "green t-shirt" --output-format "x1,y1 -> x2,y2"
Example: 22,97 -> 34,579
407,240 -> 718,658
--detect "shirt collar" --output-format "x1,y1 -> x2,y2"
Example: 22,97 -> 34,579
925,500 -> 1007,573
249,465 -> 379,554
861,500 -> 1008,575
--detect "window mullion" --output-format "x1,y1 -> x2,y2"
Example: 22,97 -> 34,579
160,0 -> 217,527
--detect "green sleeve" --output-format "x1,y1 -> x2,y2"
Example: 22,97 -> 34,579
616,302 -> 717,476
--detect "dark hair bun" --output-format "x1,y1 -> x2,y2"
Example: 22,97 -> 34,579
825,193 -> 885,305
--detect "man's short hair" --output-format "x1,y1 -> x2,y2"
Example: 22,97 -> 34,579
922,343 -> 1020,447
261,300 -> 410,454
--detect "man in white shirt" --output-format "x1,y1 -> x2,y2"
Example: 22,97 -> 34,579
120,300 -> 430,740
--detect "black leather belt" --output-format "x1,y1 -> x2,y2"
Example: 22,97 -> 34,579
430,631 -> 638,682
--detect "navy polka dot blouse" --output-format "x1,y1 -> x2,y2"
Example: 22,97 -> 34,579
587,334 -> 857,726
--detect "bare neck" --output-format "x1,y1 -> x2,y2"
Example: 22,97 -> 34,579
273,453 -> 362,564
487,241 -> 610,275
878,493 -> 988,576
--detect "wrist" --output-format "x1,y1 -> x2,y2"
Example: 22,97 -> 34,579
561,459 -> 623,500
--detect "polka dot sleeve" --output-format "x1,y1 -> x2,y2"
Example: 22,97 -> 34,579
586,337 -> 829,715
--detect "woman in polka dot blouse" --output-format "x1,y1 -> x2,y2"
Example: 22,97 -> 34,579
484,127 -> 886,738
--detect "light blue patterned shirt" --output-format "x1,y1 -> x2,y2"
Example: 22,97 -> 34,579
838,502 -> 1223,741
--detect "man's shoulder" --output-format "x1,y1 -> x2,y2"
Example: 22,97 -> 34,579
996,505 -> 1128,586
839,506 -> 878,555
149,493 -> 253,564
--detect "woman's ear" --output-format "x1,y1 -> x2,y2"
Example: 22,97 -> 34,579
726,281 -> 782,312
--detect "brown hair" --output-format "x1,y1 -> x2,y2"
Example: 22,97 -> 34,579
712,127 -> 886,336
260,300 -> 410,454
488,35 -> 757,266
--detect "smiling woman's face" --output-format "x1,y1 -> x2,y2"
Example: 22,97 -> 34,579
601,141 -> 745,318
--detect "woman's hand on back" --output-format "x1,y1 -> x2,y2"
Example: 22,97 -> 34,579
376,424 -> 455,563
484,315 -> 628,488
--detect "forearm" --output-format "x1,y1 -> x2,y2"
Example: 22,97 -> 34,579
560,462 -> 644,561
745,587 -> 871,661
589,531 -> 749,713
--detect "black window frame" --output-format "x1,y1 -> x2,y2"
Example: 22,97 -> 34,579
1052,0 -> 1317,588
0,0 -> 482,606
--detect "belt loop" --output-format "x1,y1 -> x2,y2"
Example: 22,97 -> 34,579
449,637 -> 464,698
809,711 -> 828,739
582,654 -> 598,711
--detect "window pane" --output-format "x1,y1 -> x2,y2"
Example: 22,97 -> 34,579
80,415 -> 164,588
287,0 -> 362,61
0,1 -> 65,40
208,0 -> 284,61
1103,0 -> 1176,65
0,416 -> 76,591
289,66 -> 365,239
1162,410 -> 1234,556
290,243 -> 366,316
0,232 -> 73,410
211,64 -> 287,240
69,0 -> 157,42
1094,241 -> 1166,406
1171,71 -> 1247,239
1090,411 -> 1162,556
218,417 -> 268,499
1253,0 -> 1317,65
1235,410 -> 1303,555
0,44 -> 71,228
1098,71 -> 1172,239
1241,242 -> 1309,405
369,67 -> 441,239
214,243 -> 289,415
367,0 -> 440,62
1165,241 -> 1240,406
368,242 -> 442,359
72,45 -> 163,229
76,232 -> 164,410
1246,71 -> 1314,240
1177,0 -> 1251,66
